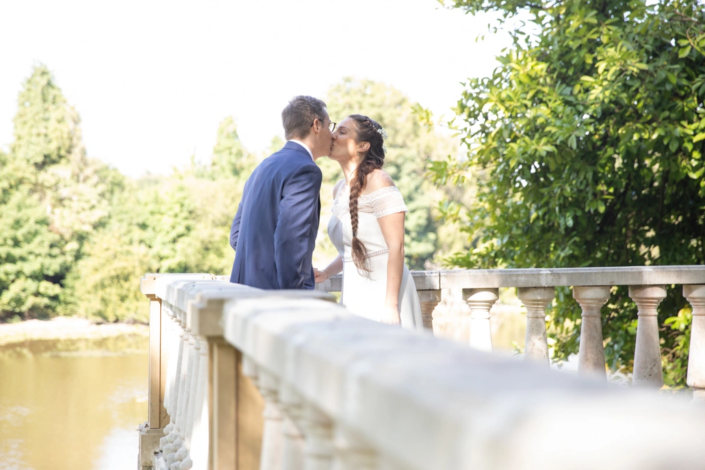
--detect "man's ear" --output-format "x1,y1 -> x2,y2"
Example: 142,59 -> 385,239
312,118 -> 322,135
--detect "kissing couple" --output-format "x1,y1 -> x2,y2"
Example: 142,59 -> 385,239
228,95 -> 422,329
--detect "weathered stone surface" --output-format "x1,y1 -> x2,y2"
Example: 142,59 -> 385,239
462,288 -> 499,351
685,285 -> 705,396
144,272 -> 705,470
573,286 -> 611,378
138,422 -> 164,470
317,270 -> 441,293
219,291 -> 705,470
441,265 -> 705,289
630,285 -> 667,388
518,287 -> 554,365
417,289 -> 441,330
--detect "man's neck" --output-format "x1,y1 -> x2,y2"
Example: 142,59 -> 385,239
291,137 -> 317,160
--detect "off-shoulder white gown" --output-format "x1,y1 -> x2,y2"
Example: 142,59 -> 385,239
328,182 -> 423,329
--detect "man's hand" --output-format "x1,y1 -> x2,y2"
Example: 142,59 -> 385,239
380,304 -> 401,326
314,268 -> 328,283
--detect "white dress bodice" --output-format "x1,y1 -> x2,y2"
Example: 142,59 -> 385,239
327,181 -> 423,329
328,184 -> 408,262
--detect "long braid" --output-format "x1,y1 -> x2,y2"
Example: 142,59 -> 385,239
348,115 -> 386,273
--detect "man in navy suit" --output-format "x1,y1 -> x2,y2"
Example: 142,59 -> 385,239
229,96 -> 334,289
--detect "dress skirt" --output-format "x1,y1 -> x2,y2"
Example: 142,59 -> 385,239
341,252 -> 423,329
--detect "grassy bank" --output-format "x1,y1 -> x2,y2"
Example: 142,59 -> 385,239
0,317 -> 148,347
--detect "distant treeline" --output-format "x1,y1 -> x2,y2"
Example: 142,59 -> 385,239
0,66 -> 465,323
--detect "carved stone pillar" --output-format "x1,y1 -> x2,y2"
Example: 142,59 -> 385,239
684,285 -> 705,401
573,286 -> 610,378
462,288 -> 498,352
279,384 -> 306,470
301,403 -> 334,470
517,287 -> 555,365
173,337 -> 203,468
161,313 -> 181,452
167,328 -> 195,467
629,285 -> 666,388
417,290 -> 441,331
258,370 -> 284,470
164,325 -> 190,464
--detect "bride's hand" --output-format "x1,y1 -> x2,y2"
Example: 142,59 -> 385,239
380,304 -> 401,326
314,268 -> 328,283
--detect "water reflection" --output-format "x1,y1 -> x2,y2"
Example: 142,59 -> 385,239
0,335 -> 148,470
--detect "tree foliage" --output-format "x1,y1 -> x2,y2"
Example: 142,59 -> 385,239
67,119 -> 252,322
0,67 -> 252,322
436,0 -> 705,384
0,65 -> 110,319
208,116 -> 257,180
1,70 -> 461,324
320,78 -> 460,269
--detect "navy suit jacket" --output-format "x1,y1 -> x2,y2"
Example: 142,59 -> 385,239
229,142 -> 322,289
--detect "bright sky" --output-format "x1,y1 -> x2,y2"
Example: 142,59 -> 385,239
0,0 -> 510,177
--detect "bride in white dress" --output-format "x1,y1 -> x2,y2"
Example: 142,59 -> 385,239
314,114 -> 423,328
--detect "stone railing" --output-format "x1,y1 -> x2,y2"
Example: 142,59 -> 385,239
318,266 -> 705,392
138,267 -> 705,470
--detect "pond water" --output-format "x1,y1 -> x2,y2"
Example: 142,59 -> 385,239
0,335 -> 148,470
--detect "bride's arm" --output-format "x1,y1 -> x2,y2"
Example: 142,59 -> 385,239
315,179 -> 347,283
314,255 -> 343,283
378,212 -> 405,324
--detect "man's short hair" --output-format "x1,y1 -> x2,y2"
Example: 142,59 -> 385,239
282,96 -> 328,140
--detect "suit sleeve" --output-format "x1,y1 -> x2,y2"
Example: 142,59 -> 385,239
274,164 -> 322,289
230,202 -> 243,250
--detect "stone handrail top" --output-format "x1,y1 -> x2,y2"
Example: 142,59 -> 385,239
440,265 -> 705,288
220,293 -> 705,470
138,270 -> 705,470
318,265 -> 705,291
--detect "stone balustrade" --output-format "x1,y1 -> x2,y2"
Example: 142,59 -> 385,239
319,266 -> 705,393
138,267 -> 705,470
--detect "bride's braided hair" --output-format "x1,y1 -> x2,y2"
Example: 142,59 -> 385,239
348,114 -> 386,273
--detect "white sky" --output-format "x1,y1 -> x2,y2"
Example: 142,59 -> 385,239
0,0 -> 510,177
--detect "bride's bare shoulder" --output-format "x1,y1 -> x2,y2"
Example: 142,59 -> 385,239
365,169 -> 395,193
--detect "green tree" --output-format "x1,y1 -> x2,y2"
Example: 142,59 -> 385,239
208,116 -> 256,180
68,119 -> 249,322
0,64 -> 112,320
0,184 -> 69,319
321,78 -> 459,269
436,0 -> 705,384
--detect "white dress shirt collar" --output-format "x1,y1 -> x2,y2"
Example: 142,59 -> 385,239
288,139 -> 314,161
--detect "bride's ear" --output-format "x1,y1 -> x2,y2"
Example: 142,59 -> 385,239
358,141 -> 371,154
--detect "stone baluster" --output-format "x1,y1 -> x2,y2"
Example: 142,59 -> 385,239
180,338 -> 210,470
258,369 -> 285,470
417,290 -> 442,331
162,310 -> 175,415
173,336 -> 202,468
166,328 -> 194,466
629,285 -> 666,387
517,287 -> 555,364
301,403 -> 334,470
279,383 -> 306,470
161,314 -> 184,452
684,285 -> 705,401
573,286 -> 611,378
333,426 -> 378,470
463,288 -> 499,352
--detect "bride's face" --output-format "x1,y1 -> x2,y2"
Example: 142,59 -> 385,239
329,117 -> 367,163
